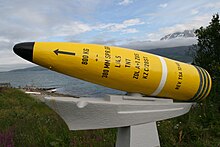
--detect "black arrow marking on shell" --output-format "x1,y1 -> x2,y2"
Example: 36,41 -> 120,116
54,49 -> 75,56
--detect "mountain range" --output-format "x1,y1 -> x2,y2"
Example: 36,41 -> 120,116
160,29 -> 196,40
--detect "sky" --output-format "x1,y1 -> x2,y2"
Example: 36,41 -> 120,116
0,0 -> 219,71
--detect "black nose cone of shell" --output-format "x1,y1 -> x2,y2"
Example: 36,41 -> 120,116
13,42 -> 34,62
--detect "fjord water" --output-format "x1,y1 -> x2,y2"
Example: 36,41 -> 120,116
0,68 -> 125,97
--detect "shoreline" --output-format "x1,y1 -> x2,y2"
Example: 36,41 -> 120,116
19,87 -> 78,102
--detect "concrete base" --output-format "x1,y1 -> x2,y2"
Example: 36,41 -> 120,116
44,95 -> 194,146
116,122 -> 160,147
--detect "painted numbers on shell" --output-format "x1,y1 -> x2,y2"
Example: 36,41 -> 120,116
102,46 -> 111,78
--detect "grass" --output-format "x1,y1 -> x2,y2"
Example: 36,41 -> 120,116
0,87 -> 219,146
0,88 -> 116,147
158,82 -> 220,147
158,102 -> 220,146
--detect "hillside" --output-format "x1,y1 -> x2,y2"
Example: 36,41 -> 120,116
143,46 -> 192,63
8,66 -> 47,72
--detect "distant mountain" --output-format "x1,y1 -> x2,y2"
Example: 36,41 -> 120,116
9,66 -> 47,72
160,30 -> 196,40
141,46 -> 192,63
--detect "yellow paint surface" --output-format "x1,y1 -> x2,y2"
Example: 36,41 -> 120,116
33,42 -> 212,101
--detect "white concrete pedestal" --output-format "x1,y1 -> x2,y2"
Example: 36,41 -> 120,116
116,122 -> 160,147
44,95 -> 193,147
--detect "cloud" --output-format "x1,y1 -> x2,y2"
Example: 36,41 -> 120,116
204,2 -> 220,9
97,18 -> 144,33
146,33 -> 163,41
0,0 -> 145,71
191,9 -> 199,15
0,0 -> 219,71
122,28 -> 138,33
159,3 -> 168,8
159,14 -> 211,35
53,18 -> 144,36
91,38 -> 121,46
0,45 -> 35,72
0,0 -> 107,42
0,16 -> 143,71
144,14 -> 212,41
0,37 -> 10,43
52,22 -> 92,37
123,19 -> 144,26
143,0 -> 220,41
118,0 -> 133,6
